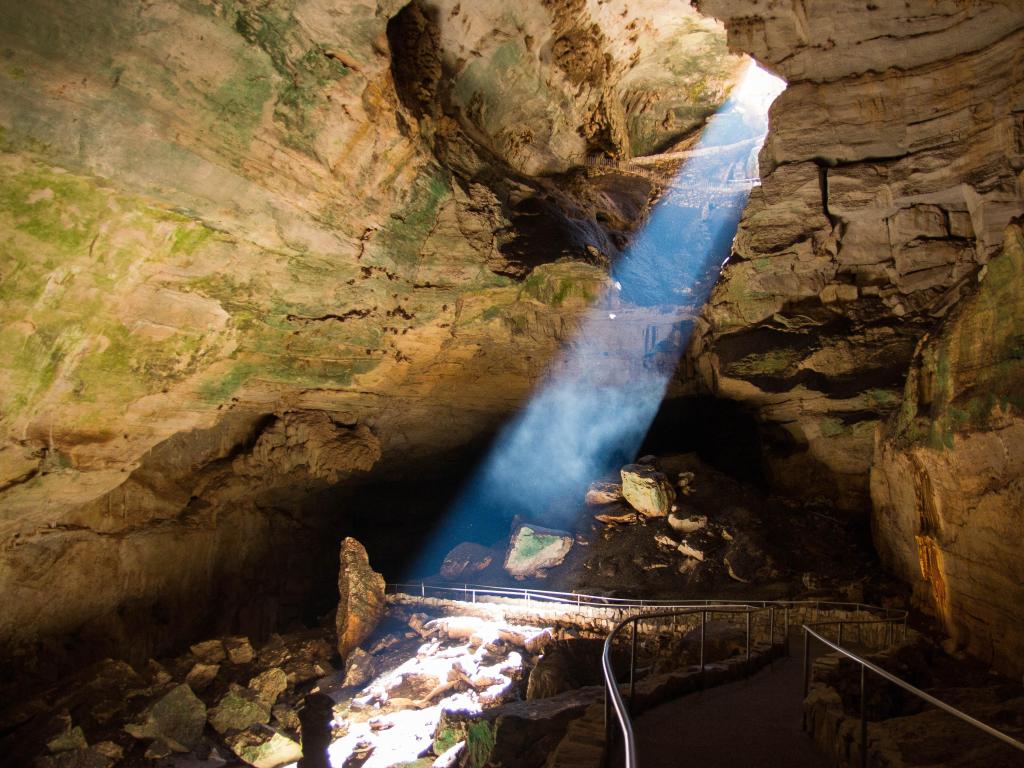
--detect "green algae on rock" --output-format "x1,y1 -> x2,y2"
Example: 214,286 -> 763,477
503,523 -> 574,579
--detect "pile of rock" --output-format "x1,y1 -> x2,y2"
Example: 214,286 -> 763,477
327,609 -> 555,768
586,456 -> 681,522
17,537 -> 390,768
23,624 -> 339,768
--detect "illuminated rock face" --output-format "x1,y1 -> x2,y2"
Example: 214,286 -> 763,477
690,0 -> 1024,510
504,524 -> 574,579
620,464 -> 675,518
872,222 -> 1024,679
0,0 -> 740,664
336,538 -> 386,659
693,0 -> 1024,675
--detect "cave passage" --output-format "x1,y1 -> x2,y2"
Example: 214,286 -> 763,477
405,62 -> 786,578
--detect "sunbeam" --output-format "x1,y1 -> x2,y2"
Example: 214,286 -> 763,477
407,61 -> 786,578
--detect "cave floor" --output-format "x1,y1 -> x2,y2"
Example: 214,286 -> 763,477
424,453 -> 897,606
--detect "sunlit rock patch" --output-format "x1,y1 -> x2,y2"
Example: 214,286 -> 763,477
305,611 -> 557,768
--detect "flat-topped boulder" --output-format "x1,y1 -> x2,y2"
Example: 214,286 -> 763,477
503,524 -> 574,579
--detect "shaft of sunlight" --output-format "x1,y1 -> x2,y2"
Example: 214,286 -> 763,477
406,61 -> 786,578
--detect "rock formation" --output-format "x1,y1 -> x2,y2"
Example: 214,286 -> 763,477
692,0 -> 1024,676
504,523 -> 574,579
0,0 -> 740,669
336,537 -> 385,658
2,0 -> 1022,702
690,0 -> 1024,511
872,220 -> 1024,679
620,463 -> 676,517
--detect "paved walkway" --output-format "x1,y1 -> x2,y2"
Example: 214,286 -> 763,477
633,654 -> 827,768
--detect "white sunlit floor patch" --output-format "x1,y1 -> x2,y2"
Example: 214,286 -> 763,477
282,615 -> 554,768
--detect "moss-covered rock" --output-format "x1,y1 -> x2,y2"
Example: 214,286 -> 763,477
124,684 -> 206,751
208,686 -> 271,735
503,523 -> 573,579
620,464 -> 676,518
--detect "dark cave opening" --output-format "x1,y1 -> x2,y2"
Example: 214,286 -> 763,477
639,395 -> 767,486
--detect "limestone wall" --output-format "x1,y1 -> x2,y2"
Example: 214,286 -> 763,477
690,0 -> 1024,510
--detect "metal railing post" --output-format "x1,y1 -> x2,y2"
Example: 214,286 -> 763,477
629,620 -> 637,710
745,611 -> 751,662
802,628 -> 811,730
769,607 -> 776,647
700,611 -> 706,673
785,605 -> 790,655
603,682 -> 611,752
860,664 -> 868,768
838,622 -> 844,646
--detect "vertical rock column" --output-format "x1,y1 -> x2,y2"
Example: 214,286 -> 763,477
336,537 -> 386,659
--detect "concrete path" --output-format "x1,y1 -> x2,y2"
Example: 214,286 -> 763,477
632,654 -> 827,768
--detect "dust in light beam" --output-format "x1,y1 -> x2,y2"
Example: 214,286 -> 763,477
407,61 -> 786,578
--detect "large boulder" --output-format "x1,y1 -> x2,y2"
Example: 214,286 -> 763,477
248,668 -> 288,708
440,542 -> 495,580
526,640 -> 609,700
336,537 -> 386,658
225,726 -> 303,768
435,687 -> 602,768
620,464 -> 676,517
124,684 -> 206,752
208,685 -> 270,735
503,524 -> 573,579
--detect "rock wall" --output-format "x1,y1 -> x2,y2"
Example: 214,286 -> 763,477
0,0 -> 742,670
872,220 -> 1024,679
690,0 -> 1024,510
692,0 -> 1024,675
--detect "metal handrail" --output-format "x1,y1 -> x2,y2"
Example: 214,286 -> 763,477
598,603 -> 906,768
386,582 -> 908,623
602,604 -> 771,768
802,626 -> 1024,767
391,583 -> 1021,761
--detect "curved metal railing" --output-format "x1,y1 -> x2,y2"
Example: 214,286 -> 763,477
389,581 -> 1024,764
802,626 -> 1024,767
602,604 -> 775,768
393,582 -> 1014,767
596,601 -> 906,768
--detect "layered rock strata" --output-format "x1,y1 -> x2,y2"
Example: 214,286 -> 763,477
872,221 -> 1024,679
690,0 -> 1024,510
692,0 -> 1024,675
